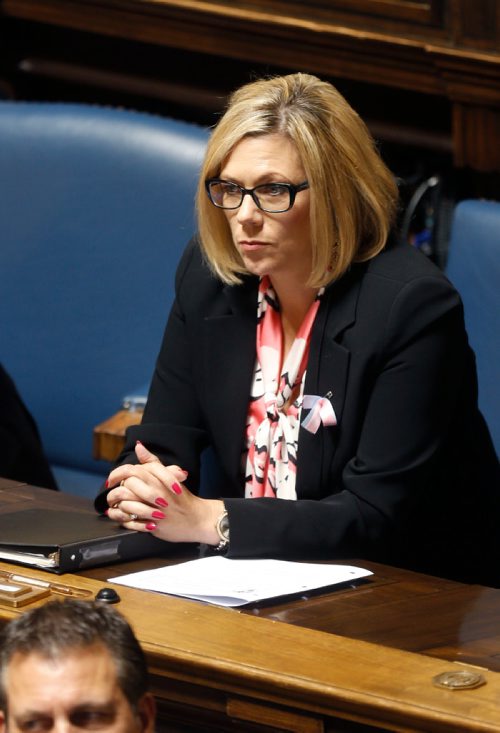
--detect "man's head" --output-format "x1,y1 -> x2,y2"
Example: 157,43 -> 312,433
0,598 -> 155,733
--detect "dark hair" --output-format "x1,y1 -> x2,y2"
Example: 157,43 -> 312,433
0,598 -> 148,710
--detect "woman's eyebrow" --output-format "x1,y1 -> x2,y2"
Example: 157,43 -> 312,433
218,173 -> 294,184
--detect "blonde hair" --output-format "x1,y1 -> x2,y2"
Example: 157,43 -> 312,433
196,72 -> 399,287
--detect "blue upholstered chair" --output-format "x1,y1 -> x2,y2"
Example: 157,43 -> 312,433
445,199 -> 500,457
0,102 -> 208,496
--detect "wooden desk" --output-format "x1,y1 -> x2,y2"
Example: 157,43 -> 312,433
2,480 -> 500,732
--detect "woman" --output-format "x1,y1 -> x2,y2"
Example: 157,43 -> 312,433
99,73 -> 499,585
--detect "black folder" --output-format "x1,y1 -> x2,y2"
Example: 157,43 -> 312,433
0,483 -> 169,573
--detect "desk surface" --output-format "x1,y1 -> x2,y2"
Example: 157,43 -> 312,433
2,480 -> 500,732
87,554 -> 500,675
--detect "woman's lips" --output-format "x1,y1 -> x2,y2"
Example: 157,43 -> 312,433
239,240 -> 270,252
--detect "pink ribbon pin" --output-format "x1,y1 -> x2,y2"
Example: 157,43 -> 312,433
301,394 -> 337,434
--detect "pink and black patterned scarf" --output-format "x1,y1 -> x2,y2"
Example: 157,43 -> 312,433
244,276 -> 324,499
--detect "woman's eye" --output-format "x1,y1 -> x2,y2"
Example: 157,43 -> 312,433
223,184 -> 240,196
260,184 -> 285,196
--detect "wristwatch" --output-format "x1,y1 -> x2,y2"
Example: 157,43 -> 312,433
215,510 -> 230,552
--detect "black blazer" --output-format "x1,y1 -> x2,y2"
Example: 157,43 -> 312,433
101,237 -> 500,585
0,364 -> 58,490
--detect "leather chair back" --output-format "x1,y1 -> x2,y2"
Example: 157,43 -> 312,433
0,102 -> 208,494
445,199 -> 500,456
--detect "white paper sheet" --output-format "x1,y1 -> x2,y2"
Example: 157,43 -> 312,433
108,556 -> 372,607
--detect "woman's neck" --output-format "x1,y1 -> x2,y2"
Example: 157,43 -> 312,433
271,278 -> 318,322
270,277 -> 319,357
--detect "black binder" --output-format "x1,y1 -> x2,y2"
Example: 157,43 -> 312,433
0,482 -> 168,573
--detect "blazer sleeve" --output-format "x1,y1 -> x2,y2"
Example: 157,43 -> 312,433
129,239 -> 212,468
224,273 -> 483,564
94,240 -> 211,512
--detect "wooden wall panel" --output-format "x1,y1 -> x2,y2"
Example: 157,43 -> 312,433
0,0 -> 499,175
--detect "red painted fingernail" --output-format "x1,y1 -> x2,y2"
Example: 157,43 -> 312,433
152,510 -> 166,520
172,482 -> 182,495
136,440 -> 143,446
105,480 -> 109,488
155,497 -> 168,507
145,522 -> 157,531
104,509 -> 109,516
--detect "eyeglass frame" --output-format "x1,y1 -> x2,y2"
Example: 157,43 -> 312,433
204,178 -> 309,213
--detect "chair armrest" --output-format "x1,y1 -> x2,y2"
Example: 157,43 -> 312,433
93,409 -> 143,462
93,384 -> 148,461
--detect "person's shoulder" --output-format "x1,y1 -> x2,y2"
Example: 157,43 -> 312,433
365,235 -> 449,287
176,236 -> 211,277
175,236 -> 257,313
175,236 -> 221,292
353,235 -> 461,334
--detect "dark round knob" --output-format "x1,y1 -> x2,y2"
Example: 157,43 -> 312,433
95,587 -> 121,604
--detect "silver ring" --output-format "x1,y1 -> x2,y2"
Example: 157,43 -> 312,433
129,513 -> 138,521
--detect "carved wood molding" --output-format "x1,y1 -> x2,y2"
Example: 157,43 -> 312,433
2,0 -> 499,169
3,0 -> 497,101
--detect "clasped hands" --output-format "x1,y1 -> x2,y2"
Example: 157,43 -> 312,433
106,441 -> 223,546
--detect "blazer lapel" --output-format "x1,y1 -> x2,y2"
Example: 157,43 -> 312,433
296,267 -> 362,499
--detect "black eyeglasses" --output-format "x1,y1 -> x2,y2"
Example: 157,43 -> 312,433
205,179 -> 309,213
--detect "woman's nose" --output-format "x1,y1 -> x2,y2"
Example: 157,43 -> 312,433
236,193 -> 262,224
